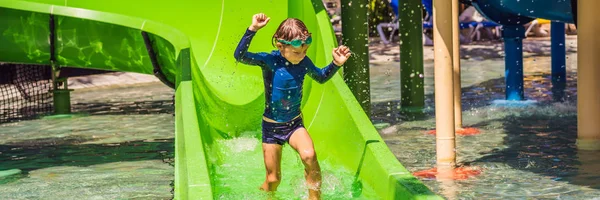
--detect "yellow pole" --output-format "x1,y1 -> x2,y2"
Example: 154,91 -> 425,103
572,150 -> 600,186
577,0 -> 600,150
452,0 -> 462,130
434,0 -> 457,169
439,179 -> 458,200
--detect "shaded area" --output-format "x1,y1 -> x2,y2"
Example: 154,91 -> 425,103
373,65 -> 599,196
72,99 -> 174,116
0,141 -> 174,200
470,113 -> 600,189
379,98 -> 600,198
0,138 -> 174,173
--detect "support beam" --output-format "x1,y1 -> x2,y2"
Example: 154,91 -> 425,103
577,0 -> 600,150
49,14 -> 56,66
177,48 -> 192,84
502,25 -> 526,101
434,0 -> 457,168
341,0 -> 371,116
50,13 -> 58,84
142,31 -> 175,89
551,22 -> 566,102
399,0 -> 425,119
49,14 -> 73,115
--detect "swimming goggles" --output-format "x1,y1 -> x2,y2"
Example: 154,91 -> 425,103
277,36 -> 312,48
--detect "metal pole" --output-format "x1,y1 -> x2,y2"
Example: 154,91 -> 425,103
399,0 -> 425,119
502,25 -> 526,101
49,14 -> 72,115
341,0 -> 371,116
434,0 -> 457,168
551,22 -> 566,102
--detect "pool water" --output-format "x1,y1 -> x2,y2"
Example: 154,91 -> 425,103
0,81 -> 379,200
0,140 -> 174,199
382,104 -> 600,199
370,47 -> 600,199
209,131 -> 378,200
0,82 -> 175,199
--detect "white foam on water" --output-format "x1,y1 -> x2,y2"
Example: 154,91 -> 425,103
223,137 -> 258,153
491,99 -> 538,108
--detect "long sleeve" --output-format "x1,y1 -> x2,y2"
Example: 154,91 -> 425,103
306,59 -> 341,84
233,28 -> 269,68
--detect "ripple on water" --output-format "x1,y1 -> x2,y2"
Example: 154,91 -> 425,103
381,103 -> 600,199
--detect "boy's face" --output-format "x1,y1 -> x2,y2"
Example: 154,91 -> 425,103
277,43 -> 309,65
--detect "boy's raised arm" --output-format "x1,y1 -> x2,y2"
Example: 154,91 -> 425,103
233,13 -> 271,67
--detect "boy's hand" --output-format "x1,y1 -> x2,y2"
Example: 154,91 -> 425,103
249,13 -> 270,32
332,45 -> 351,66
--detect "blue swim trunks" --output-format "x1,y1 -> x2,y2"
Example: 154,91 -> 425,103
261,116 -> 304,145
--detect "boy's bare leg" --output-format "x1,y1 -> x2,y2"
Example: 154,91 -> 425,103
289,128 -> 322,200
260,143 -> 283,192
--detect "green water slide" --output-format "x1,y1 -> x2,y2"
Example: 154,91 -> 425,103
0,0 -> 440,199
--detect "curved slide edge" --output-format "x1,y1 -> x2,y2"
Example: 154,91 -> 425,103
295,0 -> 441,199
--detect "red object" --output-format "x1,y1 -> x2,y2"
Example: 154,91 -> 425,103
412,167 -> 482,180
426,127 -> 481,136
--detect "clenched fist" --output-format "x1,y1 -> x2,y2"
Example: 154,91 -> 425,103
249,13 -> 270,32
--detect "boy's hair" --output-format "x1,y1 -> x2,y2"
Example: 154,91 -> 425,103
272,18 -> 311,47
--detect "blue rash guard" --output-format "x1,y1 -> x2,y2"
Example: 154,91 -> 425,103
234,28 -> 341,123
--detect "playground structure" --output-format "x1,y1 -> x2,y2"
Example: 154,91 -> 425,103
469,0 -> 600,151
399,0 -> 599,175
0,0 -> 597,198
0,0 -> 441,199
